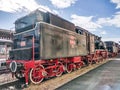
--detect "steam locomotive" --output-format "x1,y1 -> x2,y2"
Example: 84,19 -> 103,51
6,9 -> 113,85
105,41 -> 119,57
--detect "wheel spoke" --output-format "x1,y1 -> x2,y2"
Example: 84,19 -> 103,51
66,64 -> 72,73
56,62 -> 63,77
29,65 -> 45,84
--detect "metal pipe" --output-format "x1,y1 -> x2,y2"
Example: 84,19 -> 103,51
32,36 -> 35,61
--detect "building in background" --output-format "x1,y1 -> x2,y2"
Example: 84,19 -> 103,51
0,29 -> 14,61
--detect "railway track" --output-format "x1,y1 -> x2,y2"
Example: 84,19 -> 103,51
0,58 -> 112,90
0,79 -> 25,90
0,69 -> 10,75
0,73 -> 18,87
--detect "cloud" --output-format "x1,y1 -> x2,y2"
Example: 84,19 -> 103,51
97,12 -> 120,28
111,0 -> 120,9
0,0 -> 58,14
71,14 -> 102,31
50,0 -> 77,9
100,31 -> 107,35
102,37 -> 120,43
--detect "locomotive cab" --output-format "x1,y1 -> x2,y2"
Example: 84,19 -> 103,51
8,23 -> 40,82
7,11 -> 45,83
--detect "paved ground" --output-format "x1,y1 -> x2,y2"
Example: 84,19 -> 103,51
57,54 -> 120,90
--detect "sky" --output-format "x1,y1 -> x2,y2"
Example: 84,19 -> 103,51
0,0 -> 120,43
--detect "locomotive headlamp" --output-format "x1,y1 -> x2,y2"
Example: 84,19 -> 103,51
9,61 -> 24,73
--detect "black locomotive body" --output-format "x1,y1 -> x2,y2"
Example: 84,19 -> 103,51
15,9 -> 75,33
10,22 -> 87,60
105,41 -> 118,57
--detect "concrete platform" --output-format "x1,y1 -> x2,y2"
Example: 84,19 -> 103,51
57,56 -> 120,90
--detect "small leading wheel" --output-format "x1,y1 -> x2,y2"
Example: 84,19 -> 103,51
66,64 -> 72,73
56,62 -> 63,77
29,65 -> 45,84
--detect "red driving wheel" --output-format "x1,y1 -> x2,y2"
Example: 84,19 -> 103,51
66,64 -> 72,73
56,62 -> 64,77
29,65 -> 45,84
